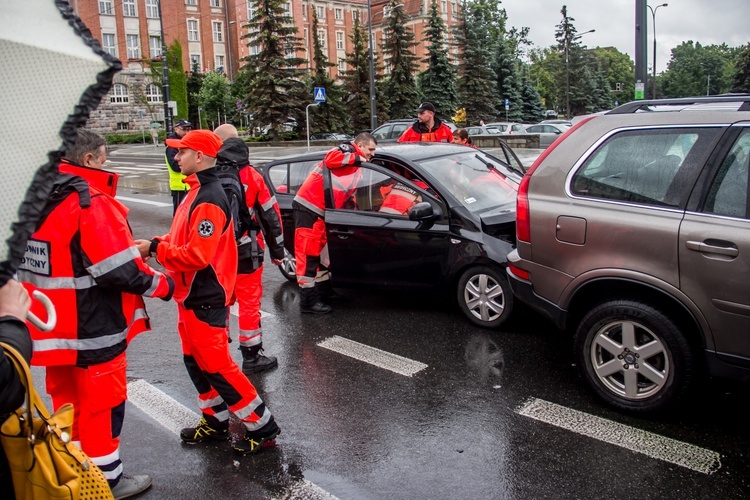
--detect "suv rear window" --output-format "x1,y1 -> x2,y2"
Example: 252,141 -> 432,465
570,128 -> 720,207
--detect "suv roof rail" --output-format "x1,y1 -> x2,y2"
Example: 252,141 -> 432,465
607,94 -> 750,114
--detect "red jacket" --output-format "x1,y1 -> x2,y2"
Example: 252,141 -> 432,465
152,168 -> 237,309
19,162 -> 173,367
397,120 -> 454,143
293,142 -> 366,216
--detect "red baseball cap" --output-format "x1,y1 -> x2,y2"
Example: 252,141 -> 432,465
165,129 -> 223,158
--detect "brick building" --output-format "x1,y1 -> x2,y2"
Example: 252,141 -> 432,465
67,0 -> 461,134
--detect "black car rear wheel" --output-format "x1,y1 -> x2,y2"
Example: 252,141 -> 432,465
278,248 -> 296,282
457,266 -> 513,328
574,300 -> 695,413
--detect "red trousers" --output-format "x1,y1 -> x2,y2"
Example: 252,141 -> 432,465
294,208 -> 330,288
45,353 -> 127,485
236,267 -> 263,349
177,306 -> 272,431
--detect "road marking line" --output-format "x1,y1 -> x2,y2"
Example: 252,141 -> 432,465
317,335 -> 427,377
127,379 -> 339,499
110,165 -> 158,171
516,398 -> 721,475
116,196 -> 172,208
230,303 -> 272,318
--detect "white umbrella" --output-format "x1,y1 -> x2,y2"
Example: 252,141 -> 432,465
0,0 -> 121,327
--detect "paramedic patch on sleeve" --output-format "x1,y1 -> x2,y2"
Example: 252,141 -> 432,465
19,239 -> 51,276
198,219 -> 215,238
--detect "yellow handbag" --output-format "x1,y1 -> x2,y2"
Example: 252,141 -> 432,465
0,342 -> 114,500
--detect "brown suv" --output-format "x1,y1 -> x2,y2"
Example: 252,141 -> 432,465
507,95 -> 750,412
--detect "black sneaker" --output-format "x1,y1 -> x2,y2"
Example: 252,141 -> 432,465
300,301 -> 332,314
242,353 -> 278,375
180,416 -> 229,444
232,420 -> 280,456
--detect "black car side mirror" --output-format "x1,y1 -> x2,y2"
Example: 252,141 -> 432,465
408,202 -> 434,221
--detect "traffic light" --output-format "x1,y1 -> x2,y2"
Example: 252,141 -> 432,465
615,83 -> 622,91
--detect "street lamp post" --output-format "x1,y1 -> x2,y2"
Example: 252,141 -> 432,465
647,3 -> 668,99
158,0 -> 172,134
565,29 -> 594,119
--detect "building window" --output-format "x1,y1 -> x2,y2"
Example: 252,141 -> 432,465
316,5 -> 325,20
303,28 -> 308,47
102,33 -> 116,56
146,83 -> 163,103
250,44 -> 259,56
126,34 -> 140,59
149,36 -> 162,58
215,55 -> 225,71
110,83 -> 129,104
98,0 -> 112,14
146,0 -> 159,18
317,30 -> 326,49
123,0 -> 136,17
451,2 -> 457,19
116,122 -> 129,131
210,0 -> 221,7
336,31 -> 344,50
190,54 -> 201,70
247,1 -> 256,20
338,58 -> 346,73
187,20 -> 199,41
212,21 -> 223,42
185,0 -> 197,5
302,3 -> 307,19
441,0 -> 447,12
334,8 -> 343,21
283,2 -> 291,15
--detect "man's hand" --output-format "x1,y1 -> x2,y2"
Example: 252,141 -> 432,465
134,239 -> 152,261
271,258 -> 283,266
0,279 -> 31,321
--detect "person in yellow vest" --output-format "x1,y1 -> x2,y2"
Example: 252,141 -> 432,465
166,119 -> 192,214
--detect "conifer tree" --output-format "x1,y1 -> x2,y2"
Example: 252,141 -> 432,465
380,0 -> 420,119
519,73 -> 546,123
418,0 -> 457,120
239,0 -> 307,140
307,7 -> 349,134
455,0 -> 498,124
186,59 -> 204,128
732,43 -> 750,92
494,38 -> 524,122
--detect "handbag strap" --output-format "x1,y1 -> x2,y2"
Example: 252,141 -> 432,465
0,342 -> 53,433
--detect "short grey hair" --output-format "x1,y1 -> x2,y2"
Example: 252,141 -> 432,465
64,129 -> 106,166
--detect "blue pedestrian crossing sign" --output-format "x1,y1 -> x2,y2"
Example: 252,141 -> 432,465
314,87 -> 326,103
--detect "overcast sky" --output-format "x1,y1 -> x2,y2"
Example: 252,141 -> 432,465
501,0 -> 749,73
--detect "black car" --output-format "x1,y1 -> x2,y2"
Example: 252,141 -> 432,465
261,143 -> 524,328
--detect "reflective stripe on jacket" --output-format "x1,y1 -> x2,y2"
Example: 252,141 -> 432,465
19,162 -> 174,367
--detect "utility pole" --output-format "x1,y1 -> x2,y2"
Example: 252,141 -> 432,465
158,0 -> 172,133
634,0 -> 648,100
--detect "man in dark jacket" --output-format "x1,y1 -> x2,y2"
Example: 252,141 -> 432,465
214,124 -> 285,374
166,119 -> 192,214
0,279 -> 32,500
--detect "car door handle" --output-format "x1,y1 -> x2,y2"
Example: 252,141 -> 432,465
330,228 -> 354,238
686,240 -> 739,257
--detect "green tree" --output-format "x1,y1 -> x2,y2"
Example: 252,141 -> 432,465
554,5 -> 596,117
455,0 -> 498,124
186,60 -> 204,128
494,37 -> 523,122
150,41 -> 188,123
732,43 -> 750,92
591,47 -> 634,104
240,0 -> 307,139
518,73 -> 546,123
590,63 -> 612,112
198,71 -> 233,129
417,0 -> 458,119
380,0 -> 420,119
528,47 -> 559,112
660,41 -> 739,98
341,13 -> 384,132
307,7 -> 349,134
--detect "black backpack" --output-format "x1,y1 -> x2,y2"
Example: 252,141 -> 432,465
215,162 -> 254,246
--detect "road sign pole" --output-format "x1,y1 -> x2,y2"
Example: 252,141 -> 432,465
306,102 -> 320,151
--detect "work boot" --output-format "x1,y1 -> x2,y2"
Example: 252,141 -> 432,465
232,418 -> 281,456
111,474 -> 152,500
299,287 -> 332,314
241,347 -> 278,374
180,415 -> 229,444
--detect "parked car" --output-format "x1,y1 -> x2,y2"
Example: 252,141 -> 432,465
523,123 -> 569,148
466,126 -> 501,136
545,110 -> 559,119
540,119 -> 573,127
310,132 -> 353,141
507,95 -> 750,412
486,122 -> 526,134
371,119 -> 457,143
260,142 -> 525,328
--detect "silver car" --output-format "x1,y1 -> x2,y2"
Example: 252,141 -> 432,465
507,95 -> 750,413
524,123 -> 569,148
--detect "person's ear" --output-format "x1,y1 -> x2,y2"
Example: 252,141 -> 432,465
82,152 -> 94,167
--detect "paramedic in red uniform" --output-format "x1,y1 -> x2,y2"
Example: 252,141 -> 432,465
214,124 -> 284,375
292,133 -> 377,313
18,128 -> 174,500
135,129 -> 280,456
397,102 -> 454,143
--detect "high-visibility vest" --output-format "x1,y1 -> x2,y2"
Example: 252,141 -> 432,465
167,153 -> 190,191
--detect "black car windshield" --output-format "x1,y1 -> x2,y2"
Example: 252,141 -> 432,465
416,151 -> 519,213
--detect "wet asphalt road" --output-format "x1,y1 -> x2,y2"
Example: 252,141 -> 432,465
59,145 -> 750,499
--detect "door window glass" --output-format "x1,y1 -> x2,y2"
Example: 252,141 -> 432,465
571,128 -> 718,207
391,123 -> 409,139
371,125 -> 391,141
703,129 -> 750,219
268,160 -> 318,195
